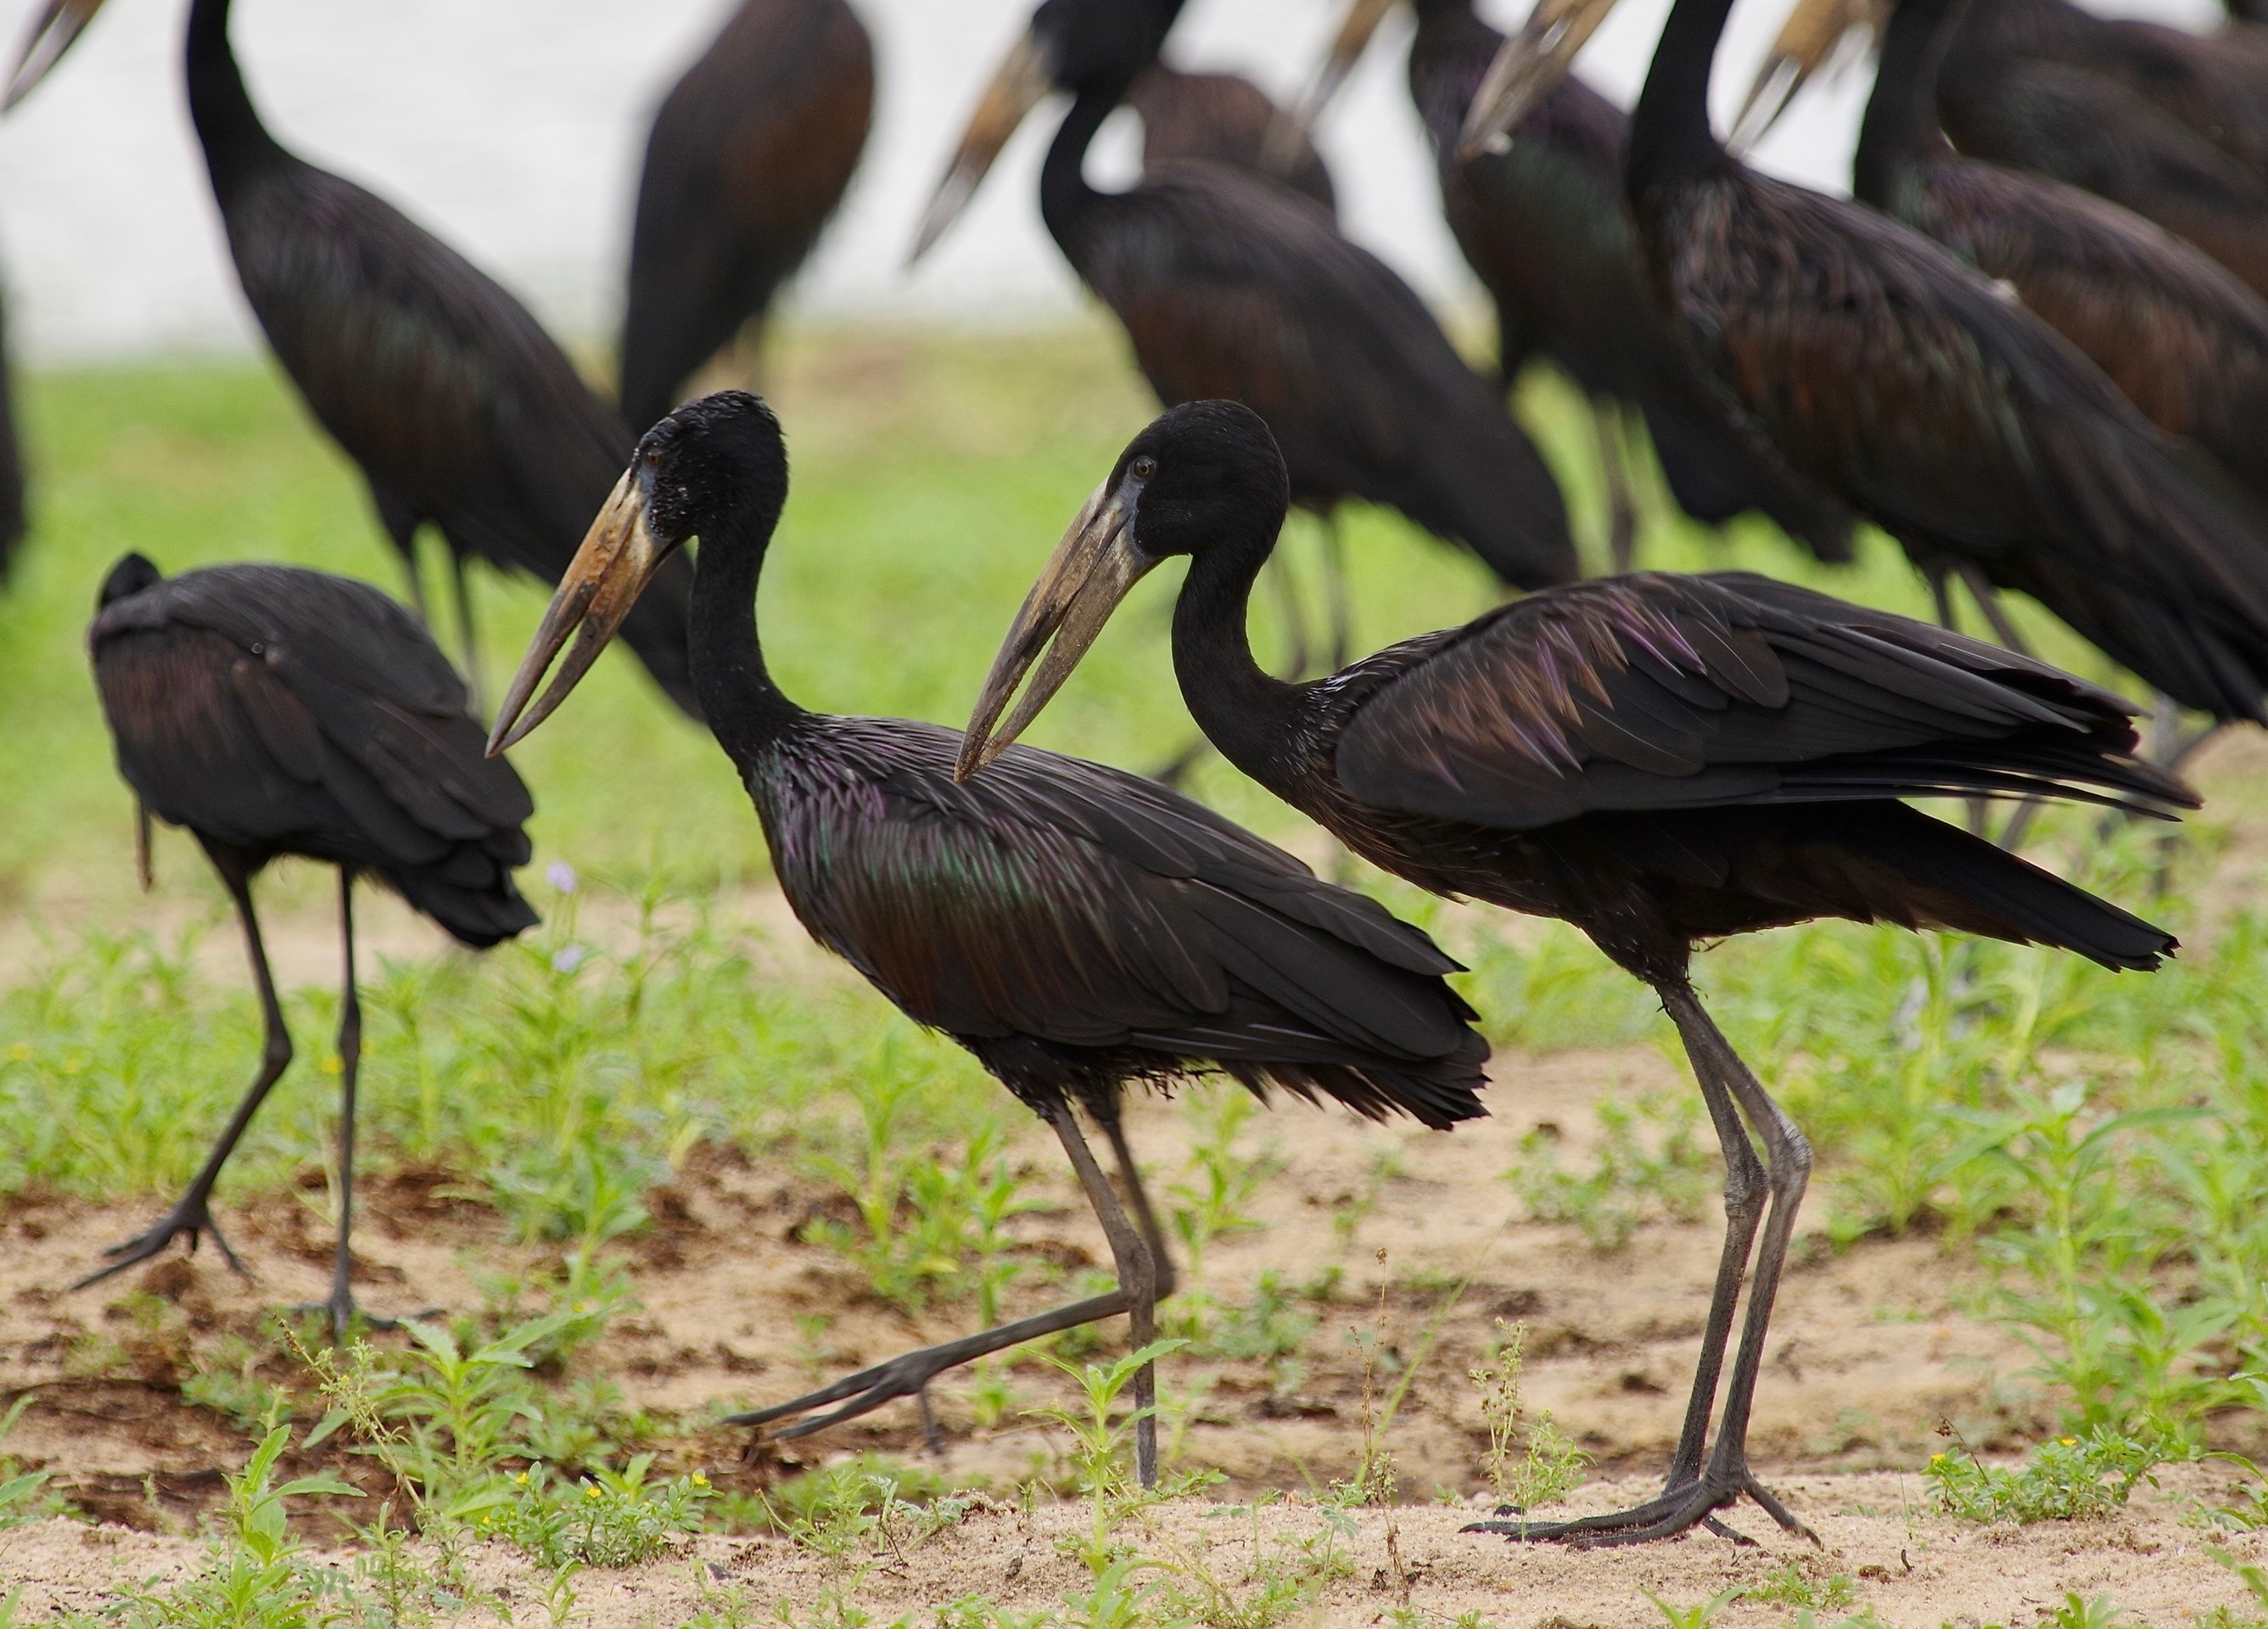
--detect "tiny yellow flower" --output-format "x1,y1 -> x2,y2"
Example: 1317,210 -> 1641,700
2058,1436 -> 2077,1447
1929,1453 -> 1947,1464
8,1043 -> 30,1061
692,1473 -> 708,1488
515,1472 -> 529,1485
584,1484 -> 602,1499
322,1055 -> 343,1076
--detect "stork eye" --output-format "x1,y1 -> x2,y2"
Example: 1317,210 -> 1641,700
1130,456 -> 1156,481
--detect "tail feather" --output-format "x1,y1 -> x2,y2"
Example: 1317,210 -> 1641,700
1855,803 -> 2175,971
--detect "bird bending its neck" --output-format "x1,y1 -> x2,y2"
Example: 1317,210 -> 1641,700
186,0 -> 288,186
686,502 -> 806,765
1854,0 -> 1960,208
1041,70 -> 1140,248
1171,542 -> 1313,786
1629,0 -> 1741,191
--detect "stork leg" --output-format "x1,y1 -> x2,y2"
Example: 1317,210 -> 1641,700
1094,1101 -> 1177,1488
76,854 -> 290,1290
451,551 -> 484,718
298,870 -> 381,1338
729,1101 -> 1173,1482
1957,563 -> 2031,658
1591,400 -> 1638,576
1470,988 -> 1817,1548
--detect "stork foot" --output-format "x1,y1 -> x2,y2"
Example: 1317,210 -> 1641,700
289,1290 -> 411,1342
1465,1471 -> 1815,1549
75,1193 -> 248,1290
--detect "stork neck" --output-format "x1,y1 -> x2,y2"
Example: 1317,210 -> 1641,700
1408,0 -> 1498,152
687,518 -> 805,765
1855,0 -> 1957,207
1040,74 -> 1136,249
1629,0 -> 1739,190
185,0 -> 288,186
1170,546 -> 1312,790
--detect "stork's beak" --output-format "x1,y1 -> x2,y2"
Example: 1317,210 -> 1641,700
956,479 -> 1157,781
1457,0 -> 1620,159
1273,0 -> 1397,166
908,28 -> 1053,266
6,0 -> 106,111
1730,0 -> 1884,152
487,473 -> 676,755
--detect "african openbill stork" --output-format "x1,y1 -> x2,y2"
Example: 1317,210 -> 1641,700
87,553 -> 539,1333
619,0 -> 873,435
484,391 -> 1491,1487
911,0 -> 1578,664
1851,0 -> 2268,759
1462,0 -> 2268,742
1739,0 -> 2268,301
5,0 -> 702,719
960,400 -> 2187,1544
1297,0 -> 1852,573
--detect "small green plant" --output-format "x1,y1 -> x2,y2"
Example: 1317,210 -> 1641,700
1506,1092 -> 1713,1251
0,1396 -> 59,1531
1641,1587 -> 1742,1629
2041,1594 -> 2135,1629
2198,1548 -> 2268,1629
1925,1424 -> 2183,1523
116,1426 -> 360,1629
1168,1085 -> 1280,1274
1468,1320 -> 1591,1510
479,1454 -> 712,1569
1742,1561 -> 1859,1610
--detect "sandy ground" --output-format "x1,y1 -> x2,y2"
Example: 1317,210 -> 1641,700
7,1473 -> 2266,1626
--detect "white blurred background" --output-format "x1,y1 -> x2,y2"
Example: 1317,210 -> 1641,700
0,0 -> 2228,365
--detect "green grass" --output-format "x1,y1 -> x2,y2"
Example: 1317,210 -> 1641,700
8,324 -> 2268,1626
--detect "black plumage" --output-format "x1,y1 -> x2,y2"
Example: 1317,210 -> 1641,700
485,390 -> 1489,1487
1314,0 -> 1851,568
916,0 -> 1577,602
1858,0 -> 2268,537
961,399 -> 2187,1545
1464,0 -> 2268,731
87,552 -> 537,1330
1127,61 -> 1336,216
619,0 -> 873,434
6,0 -> 702,716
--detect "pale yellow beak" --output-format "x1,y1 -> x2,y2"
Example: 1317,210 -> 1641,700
1730,0 -> 1886,152
956,479 -> 1158,781
487,473 -> 677,755
1274,0 -> 1397,165
1457,0 -> 1621,160
908,28 -> 1053,266
6,0 -> 107,112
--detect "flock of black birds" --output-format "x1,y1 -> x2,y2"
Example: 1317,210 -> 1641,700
14,0 -> 2268,1550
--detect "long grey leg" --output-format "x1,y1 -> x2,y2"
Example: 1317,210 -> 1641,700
324,870 -> 364,1336
1048,1101 -> 1163,1488
1657,982 -> 1768,1490
77,857 -> 293,1288
1679,996 -> 1818,1543
1957,563 -> 2031,658
1095,1105 -> 1178,1487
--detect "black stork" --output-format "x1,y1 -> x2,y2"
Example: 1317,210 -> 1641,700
1739,0 -> 2268,302
910,0 -> 1579,660
1461,0 -> 2268,743
86,553 -> 539,1333
5,0 -> 702,718
1296,0 -> 1852,574
1851,0 -> 2268,739
483,390 -> 1491,1487
619,0 -> 873,435
960,399 -> 2187,1544
1128,59 -> 1336,216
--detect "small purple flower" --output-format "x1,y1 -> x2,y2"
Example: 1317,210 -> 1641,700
552,943 -> 585,974
546,861 -> 578,894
